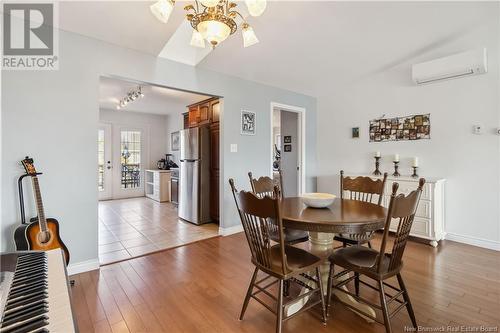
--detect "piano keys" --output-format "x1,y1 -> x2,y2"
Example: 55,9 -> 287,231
0,250 -> 76,333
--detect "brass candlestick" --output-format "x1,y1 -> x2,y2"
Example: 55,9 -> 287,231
393,161 -> 400,177
411,166 -> 419,178
372,156 -> 382,175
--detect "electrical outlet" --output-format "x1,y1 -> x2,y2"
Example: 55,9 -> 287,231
230,144 -> 238,153
473,124 -> 483,135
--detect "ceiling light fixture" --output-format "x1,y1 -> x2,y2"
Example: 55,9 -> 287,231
116,86 -> 144,110
150,0 -> 265,49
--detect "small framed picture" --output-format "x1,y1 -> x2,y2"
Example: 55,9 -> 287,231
284,144 -> 292,152
171,131 -> 180,151
241,110 -> 256,135
284,136 -> 292,143
352,127 -> 360,138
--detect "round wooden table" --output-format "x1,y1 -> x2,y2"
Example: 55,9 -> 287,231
280,197 -> 387,320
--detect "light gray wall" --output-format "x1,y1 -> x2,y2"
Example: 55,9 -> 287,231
316,12 -> 500,246
99,109 -> 168,169
280,111 -> 299,197
1,28 -> 317,265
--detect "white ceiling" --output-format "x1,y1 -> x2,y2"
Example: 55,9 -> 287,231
61,1 -> 496,98
197,1 -> 496,97
99,77 -> 212,114
59,1 -> 184,55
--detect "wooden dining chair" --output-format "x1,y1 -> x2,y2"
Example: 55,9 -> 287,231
335,170 -> 388,248
248,171 -> 309,245
229,179 -> 326,333
326,179 -> 425,333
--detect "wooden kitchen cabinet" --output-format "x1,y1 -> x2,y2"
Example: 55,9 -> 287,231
198,102 -> 210,126
188,106 -> 199,127
210,99 -> 220,123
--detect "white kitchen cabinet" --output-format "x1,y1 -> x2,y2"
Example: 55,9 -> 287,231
346,174 -> 446,247
145,170 -> 171,202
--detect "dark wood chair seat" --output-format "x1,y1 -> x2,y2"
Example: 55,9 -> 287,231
270,228 -> 309,245
329,245 -> 396,280
261,245 -> 322,278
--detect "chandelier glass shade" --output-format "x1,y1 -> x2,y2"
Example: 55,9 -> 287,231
150,0 -> 174,23
242,23 -> 258,48
197,20 -> 232,47
245,0 -> 266,17
150,0 -> 265,48
190,30 -> 205,48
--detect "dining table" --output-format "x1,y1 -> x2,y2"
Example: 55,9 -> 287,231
279,197 -> 387,320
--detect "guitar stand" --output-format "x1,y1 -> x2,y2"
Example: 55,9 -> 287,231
18,172 -> 42,225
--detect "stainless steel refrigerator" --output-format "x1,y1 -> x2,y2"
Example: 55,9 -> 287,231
179,127 -> 211,225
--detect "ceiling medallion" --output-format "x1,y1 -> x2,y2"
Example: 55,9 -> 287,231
116,86 -> 144,110
150,0 -> 266,49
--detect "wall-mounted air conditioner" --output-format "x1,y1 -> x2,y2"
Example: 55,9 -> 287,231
412,48 -> 487,85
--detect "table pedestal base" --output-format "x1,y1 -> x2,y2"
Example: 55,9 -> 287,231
284,232 -> 375,322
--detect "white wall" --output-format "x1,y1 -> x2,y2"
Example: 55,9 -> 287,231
165,111 -> 184,165
316,13 -> 500,248
99,109 -> 168,169
1,27 -> 317,267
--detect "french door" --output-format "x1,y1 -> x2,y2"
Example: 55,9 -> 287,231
98,124 -> 148,200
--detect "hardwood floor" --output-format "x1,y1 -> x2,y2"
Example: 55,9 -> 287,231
72,233 -> 500,333
99,197 -> 219,264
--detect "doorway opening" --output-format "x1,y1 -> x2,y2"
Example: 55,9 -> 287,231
270,102 -> 306,196
97,76 -> 222,265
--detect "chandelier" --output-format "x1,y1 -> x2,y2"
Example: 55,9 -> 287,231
116,86 -> 144,110
150,0 -> 266,48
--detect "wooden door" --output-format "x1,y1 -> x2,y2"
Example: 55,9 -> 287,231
209,122 -> 220,221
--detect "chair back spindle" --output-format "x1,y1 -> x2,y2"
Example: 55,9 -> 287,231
229,179 -> 287,275
378,179 -> 426,273
248,171 -> 284,199
340,170 -> 388,205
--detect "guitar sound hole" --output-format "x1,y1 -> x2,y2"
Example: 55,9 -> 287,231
37,231 -> 51,244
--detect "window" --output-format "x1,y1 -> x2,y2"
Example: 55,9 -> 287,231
98,129 -> 105,191
120,130 -> 141,189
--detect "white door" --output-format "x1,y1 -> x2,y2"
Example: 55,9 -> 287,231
98,124 -> 112,200
112,127 -> 148,199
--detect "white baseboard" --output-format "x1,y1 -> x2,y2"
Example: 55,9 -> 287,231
445,233 -> 500,251
218,224 -> 243,236
67,258 -> 100,276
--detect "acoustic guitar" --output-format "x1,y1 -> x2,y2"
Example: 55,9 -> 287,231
14,157 -> 70,265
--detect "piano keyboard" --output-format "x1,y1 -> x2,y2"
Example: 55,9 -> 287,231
0,250 -> 76,333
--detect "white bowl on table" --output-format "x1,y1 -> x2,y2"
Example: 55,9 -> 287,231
301,193 -> 336,208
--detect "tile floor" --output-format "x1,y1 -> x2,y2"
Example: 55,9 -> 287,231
98,197 -> 219,265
